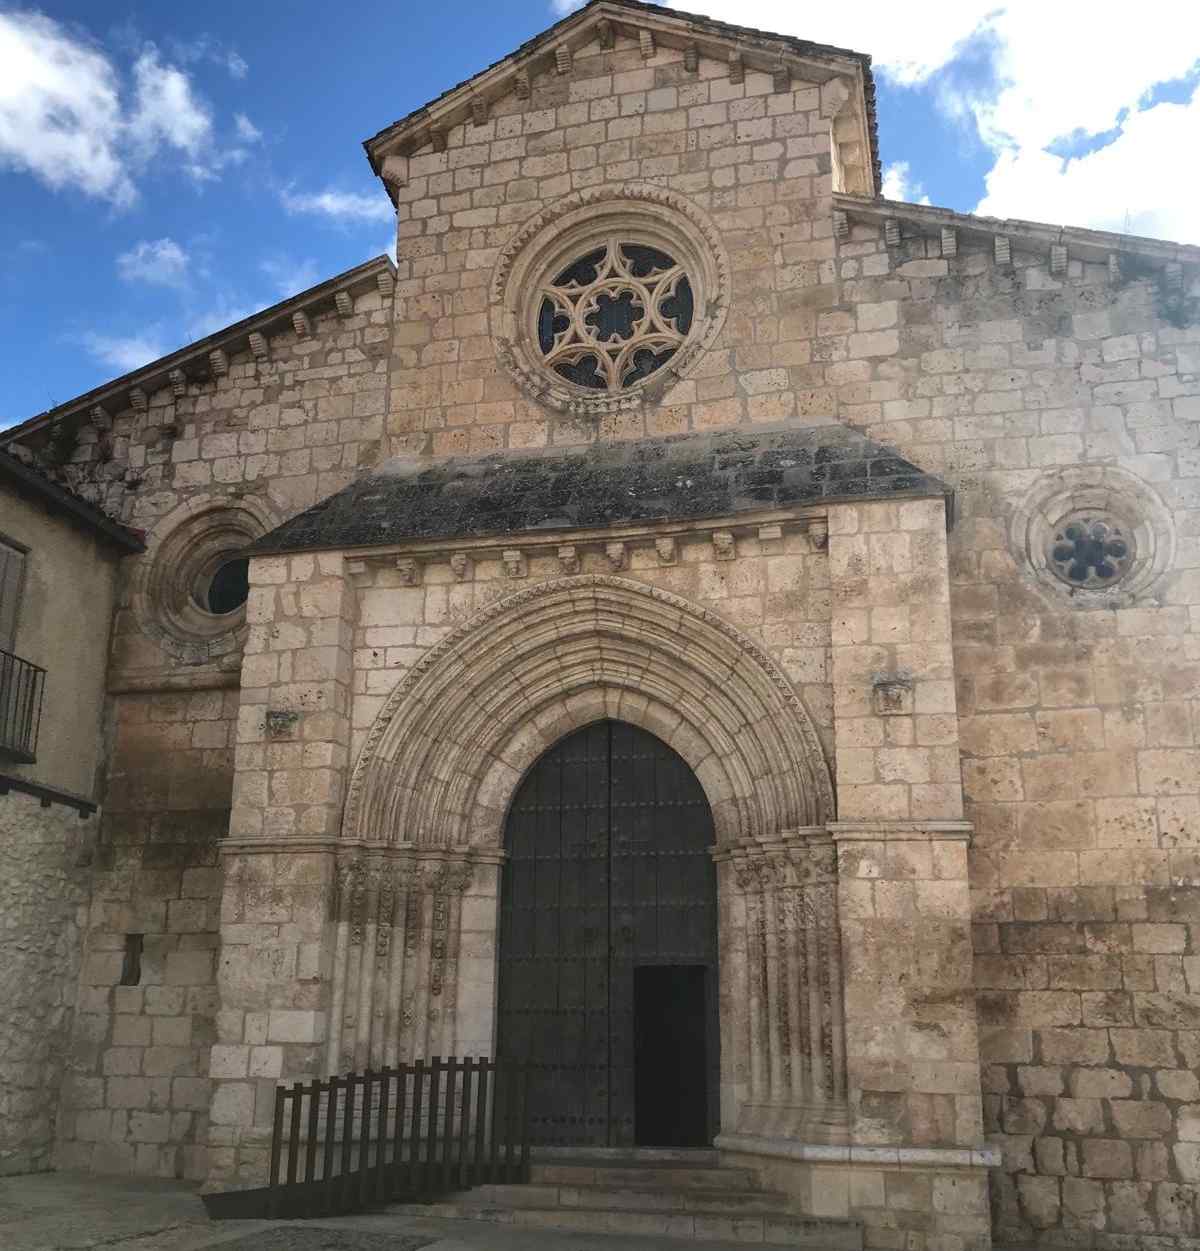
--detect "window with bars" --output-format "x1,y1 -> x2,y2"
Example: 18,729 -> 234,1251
0,537 -> 44,763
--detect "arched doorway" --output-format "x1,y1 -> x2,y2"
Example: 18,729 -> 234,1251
497,720 -> 719,1149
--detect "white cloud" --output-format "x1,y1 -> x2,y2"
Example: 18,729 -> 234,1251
225,51 -> 248,80
549,0 -> 584,14
234,113 -> 262,143
0,12 -> 245,206
83,331 -> 166,373
283,187 -> 395,224
665,0 -> 1200,244
880,161 -> 930,206
117,237 -> 189,286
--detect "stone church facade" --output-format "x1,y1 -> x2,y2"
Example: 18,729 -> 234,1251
2,2 -> 1199,1248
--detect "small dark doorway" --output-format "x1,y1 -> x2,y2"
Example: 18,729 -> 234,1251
634,966 -> 709,1147
497,720 -> 719,1149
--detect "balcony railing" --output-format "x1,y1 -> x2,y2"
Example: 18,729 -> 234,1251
0,649 -> 45,763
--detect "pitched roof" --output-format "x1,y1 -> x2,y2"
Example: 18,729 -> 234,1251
248,423 -> 949,556
363,0 -> 880,194
0,449 -> 145,553
4,256 -> 396,444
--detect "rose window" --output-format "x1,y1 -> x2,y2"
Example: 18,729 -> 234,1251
1047,515 -> 1135,588
535,241 -> 694,393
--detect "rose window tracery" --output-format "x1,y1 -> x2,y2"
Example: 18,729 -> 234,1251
535,241 -> 695,393
1047,514 -> 1134,588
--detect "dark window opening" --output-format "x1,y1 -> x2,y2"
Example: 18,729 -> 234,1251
201,557 -> 250,615
120,933 -> 143,986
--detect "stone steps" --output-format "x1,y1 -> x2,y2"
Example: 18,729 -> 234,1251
392,1154 -> 864,1247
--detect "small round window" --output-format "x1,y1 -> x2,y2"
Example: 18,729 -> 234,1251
1047,515 -> 1134,589
536,240 -> 694,393
195,556 -> 250,615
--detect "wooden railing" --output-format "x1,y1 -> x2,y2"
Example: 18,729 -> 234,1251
207,1056 -> 531,1220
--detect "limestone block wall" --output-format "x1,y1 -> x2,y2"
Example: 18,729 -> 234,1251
0,795 -> 95,1175
830,219 -> 1200,1245
387,28 -> 842,453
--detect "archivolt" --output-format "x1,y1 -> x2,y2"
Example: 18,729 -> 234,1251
343,575 -> 834,847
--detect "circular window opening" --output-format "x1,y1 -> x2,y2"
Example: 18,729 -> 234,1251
1047,515 -> 1135,588
536,240 -> 694,393
194,555 -> 250,616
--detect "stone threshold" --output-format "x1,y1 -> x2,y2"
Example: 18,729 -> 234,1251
715,1131 -> 1001,1170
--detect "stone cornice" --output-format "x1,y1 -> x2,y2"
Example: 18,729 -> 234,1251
827,820 -> 974,843
363,0 -> 878,195
834,191 -> 1200,269
5,255 -> 396,445
219,835 -> 506,863
715,1131 -> 1001,1170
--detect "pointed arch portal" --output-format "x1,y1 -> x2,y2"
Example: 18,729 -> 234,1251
498,719 -> 719,1149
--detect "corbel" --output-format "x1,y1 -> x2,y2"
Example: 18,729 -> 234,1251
728,53 -> 744,84
1049,243 -> 1067,276
605,541 -> 627,571
639,29 -> 654,59
334,291 -> 354,318
292,310 -> 312,338
555,45 -> 572,75
470,94 -> 489,126
514,69 -> 531,100
395,557 -> 421,586
1107,253 -> 1121,284
833,210 -> 849,242
429,127 -> 447,154
994,235 -> 1011,267
940,226 -> 957,259
208,348 -> 229,378
684,43 -> 699,73
772,65 -> 790,93
248,332 -> 270,361
557,545 -> 580,575
381,154 -> 408,189
128,387 -> 148,413
89,404 -> 111,432
168,368 -> 187,398
872,674 -> 913,717
711,531 -> 735,561
884,219 -> 900,248
502,549 -> 526,579
450,552 -> 472,581
757,523 -> 783,554
345,558 -> 371,583
1165,261 -> 1183,290
596,19 -> 614,50
376,271 -> 395,299
655,536 -> 676,565
808,518 -> 829,551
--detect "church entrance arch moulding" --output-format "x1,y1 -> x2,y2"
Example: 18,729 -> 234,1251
333,574 -> 846,1139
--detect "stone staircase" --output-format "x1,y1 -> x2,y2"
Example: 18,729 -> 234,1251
395,1149 -> 864,1246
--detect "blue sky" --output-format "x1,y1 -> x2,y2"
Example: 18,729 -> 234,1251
2,1 -> 1197,424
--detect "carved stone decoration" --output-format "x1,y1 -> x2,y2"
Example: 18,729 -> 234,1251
208,349 -> 229,378
728,53 -> 744,84
757,524 -> 782,554
129,387 -> 148,412
168,369 -> 187,398
772,65 -> 790,93
555,45 -> 572,75
596,19 -> 614,49
376,271 -> 395,299
712,531 -> 735,561
334,291 -> 354,318
491,185 -> 731,418
808,518 -> 829,551
343,575 -> 835,849
655,536 -> 676,565
291,310 -> 312,338
557,545 -> 580,575
326,847 -> 486,1073
470,94 -> 488,126
832,211 -> 849,242
639,29 -> 654,59
502,549 -> 526,579
248,332 -> 269,361
994,235 -> 1011,267
89,404 -> 111,432
720,830 -> 848,1141
1108,252 -> 1121,283
514,69 -> 531,99
430,128 -> 447,154
684,43 -> 699,73
941,226 -> 957,259
604,541 -> 626,571
450,552 -> 472,581
884,219 -> 900,247
395,557 -> 421,586
1049,244 -> 1067,276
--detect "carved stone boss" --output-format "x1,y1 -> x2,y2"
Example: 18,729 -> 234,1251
326,848 -> 477,1074
723,828 -> 847,1140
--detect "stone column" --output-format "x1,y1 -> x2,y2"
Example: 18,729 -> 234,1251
206,551 -> 355,1187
